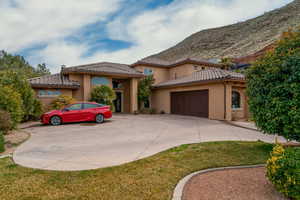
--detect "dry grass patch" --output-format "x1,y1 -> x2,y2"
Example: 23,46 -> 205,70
0,141 -> 273,200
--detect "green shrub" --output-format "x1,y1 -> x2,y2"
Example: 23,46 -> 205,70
0,86 -> 23,128
31,99 -> 43,120
0,132 -> 4,153
139,108 -> 156,114
246,29 -> 300,141
0,110 -> 13,134
0,70 -> 41,121
138,75 -> 154,109
50,95 -> 75,110
266,145 -> 300,199
90,85 -> 116,109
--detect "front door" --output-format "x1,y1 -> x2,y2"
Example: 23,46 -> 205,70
114,91 -> 122,112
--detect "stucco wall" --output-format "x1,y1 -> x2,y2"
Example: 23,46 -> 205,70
151,83 -> 225,120
69,74 -> 84,101
134,65 -> 169,84
169,64 -> 211,80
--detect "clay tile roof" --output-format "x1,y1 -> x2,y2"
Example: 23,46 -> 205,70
29,74 -> 80,89
62,62 -> 144,77
131,57 -> 222,68
153,68 -> 245,88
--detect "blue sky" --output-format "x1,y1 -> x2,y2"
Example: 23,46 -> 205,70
0,0 -> 293,73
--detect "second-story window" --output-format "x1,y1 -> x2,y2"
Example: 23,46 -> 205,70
143,68 -> 153,76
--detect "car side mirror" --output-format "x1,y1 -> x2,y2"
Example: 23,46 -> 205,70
62,108 -> 70,112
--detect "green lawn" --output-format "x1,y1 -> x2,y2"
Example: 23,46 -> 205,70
0,141 -> 273,200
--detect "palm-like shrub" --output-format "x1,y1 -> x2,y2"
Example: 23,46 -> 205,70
90,85 -> 116,109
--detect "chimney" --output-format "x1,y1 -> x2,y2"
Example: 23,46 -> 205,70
60,65 -> 66,83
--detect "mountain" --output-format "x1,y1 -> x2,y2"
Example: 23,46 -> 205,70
142,0 -> 300,62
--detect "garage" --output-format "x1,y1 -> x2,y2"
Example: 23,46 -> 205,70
171,90 -> 209,118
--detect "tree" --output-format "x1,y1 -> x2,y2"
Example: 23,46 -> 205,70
35,63 -> 51,76
90,85 -> 116,109
138,75 -> 154,108
246,28 -> 300,141
0,70 -> 42,121
0,86 -> 23,128
220,57 -> 234,70
0,50 -> 51,78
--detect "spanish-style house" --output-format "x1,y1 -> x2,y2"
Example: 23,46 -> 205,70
29,57 -> 248,121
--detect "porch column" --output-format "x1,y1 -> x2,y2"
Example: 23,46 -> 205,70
225,83 -> 232,121
130,78 -> 138,113
83,74 -> 91,101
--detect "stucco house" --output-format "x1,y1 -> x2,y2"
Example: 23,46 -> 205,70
29,57 -> 248,121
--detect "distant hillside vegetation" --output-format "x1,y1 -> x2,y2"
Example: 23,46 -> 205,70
143,0 -> 300,62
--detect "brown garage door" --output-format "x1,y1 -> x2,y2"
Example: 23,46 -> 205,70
171,90 -> 209,118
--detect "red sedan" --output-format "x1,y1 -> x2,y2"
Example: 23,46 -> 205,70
41,102 -> 112,125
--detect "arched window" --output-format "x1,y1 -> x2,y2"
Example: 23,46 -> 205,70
232,91 -> 241,109
91,77 -> 109,85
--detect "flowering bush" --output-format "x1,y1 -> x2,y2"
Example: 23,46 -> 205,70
266,145 -> 300,200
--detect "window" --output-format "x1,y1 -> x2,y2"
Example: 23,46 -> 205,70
194,66 -> 199,70
38,90 -> 61,96
232,91 -> 241,109
91,77 -> 109,85
143,68 -> 153,75
83,103 -> 102,109
67,104 -> 82,111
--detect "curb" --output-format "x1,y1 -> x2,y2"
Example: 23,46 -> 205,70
172,164 -> 265,200
0,154 -> 12,159
222,121 -> 259,132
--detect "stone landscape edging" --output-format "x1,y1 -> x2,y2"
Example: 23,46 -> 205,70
172,164 -> 266,200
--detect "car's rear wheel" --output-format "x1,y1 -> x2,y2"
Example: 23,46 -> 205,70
50,116 -> 62,126
95,114 -> 104,123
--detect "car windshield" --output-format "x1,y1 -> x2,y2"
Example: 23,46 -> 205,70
66,104 -> 82,111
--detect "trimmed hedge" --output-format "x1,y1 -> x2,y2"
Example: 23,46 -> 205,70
0,86 -> 23,128
266,145 -> 300,200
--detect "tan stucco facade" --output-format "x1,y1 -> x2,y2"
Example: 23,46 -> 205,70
151,81 -> 248,121
34,73 -> 139,114
33,88 -> 74,105
32,60 -> 249,120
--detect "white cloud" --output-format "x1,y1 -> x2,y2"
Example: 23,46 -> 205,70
0,0 -> 122,51
0,0 -> 293,73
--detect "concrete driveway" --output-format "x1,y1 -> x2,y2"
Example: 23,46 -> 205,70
14,114 -> 286,171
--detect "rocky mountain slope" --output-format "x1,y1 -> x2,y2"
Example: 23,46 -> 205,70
143,0 -> 300,62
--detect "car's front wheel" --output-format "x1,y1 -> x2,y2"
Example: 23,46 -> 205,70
50,116 -> 62,126
95,114 -> 104,123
